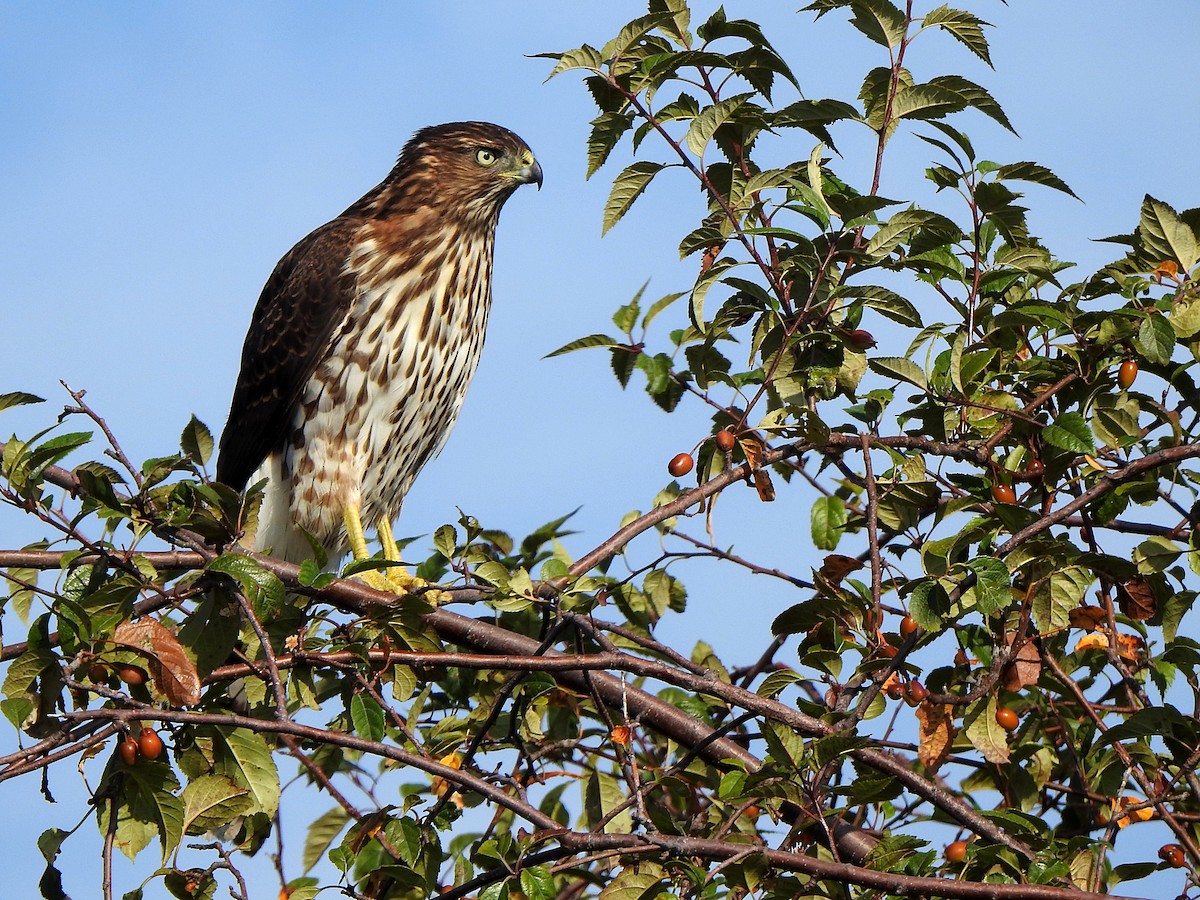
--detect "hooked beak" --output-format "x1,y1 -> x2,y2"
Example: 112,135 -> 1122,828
517,154 -> 543,190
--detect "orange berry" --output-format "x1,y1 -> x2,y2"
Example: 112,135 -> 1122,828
715,430 -> 736,452
899,615 -> 918,637
991,483 -> 1017,504
1159,843 -> 1186,867
904,681 -> 929,705
118,736 -> 140,766
945,839 -> 969,863
995,706 -> 1020,731
118,665 -> 147,687
667,452 -> 694,477
1118,359 -> 1138,390
138,727 -> 164,761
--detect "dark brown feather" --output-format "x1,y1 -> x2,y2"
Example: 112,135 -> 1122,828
216,220 -> 360,490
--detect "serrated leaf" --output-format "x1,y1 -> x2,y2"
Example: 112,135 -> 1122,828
1140,195 -> 1199,271
598,861 -> 666,900
350,693 -> 386,743
540,45 -> 603,79
965,557 -> 1010,615
587,111 -> 633,179
963,695 -> 1009,764
811,495 -> 847,551
922,5 -> 991,65
206,553 -> 286,621
180,775 -> 252,835
1040,411 -> 1094,454
1135,312 -> 1175,365
544,333 -> 619,358
994,161 -> 1078,199
180,415 -> 214,466
684,92 -> 753,156
869,356 -> 928,390
848,0 -> 907,48
603,161 -> 665,235
0,391 -> 45,413
214,727 -> 280,818
303,807 -> 351,874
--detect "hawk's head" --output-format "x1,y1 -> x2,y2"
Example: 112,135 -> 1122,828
368,121 -> 541,222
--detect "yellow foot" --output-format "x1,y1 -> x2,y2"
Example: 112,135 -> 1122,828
342,505 -> 446,602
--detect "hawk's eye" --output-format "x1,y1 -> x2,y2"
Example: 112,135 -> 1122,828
475,147 -> 501,167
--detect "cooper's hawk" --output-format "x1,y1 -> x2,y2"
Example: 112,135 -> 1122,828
216,122 -> 541,578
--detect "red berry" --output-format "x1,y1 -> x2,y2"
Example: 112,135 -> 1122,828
996,706 -> 1020,731
1023,459 -> 1044,480
119,736 -> 140,766
138,727 -> 164,761
847,329 -> 877,350
991,483 -> 1017,505
1118,359 -> 1138,390
885,680 -> 904,700
1159,843 -> 1186,867
945,839 -> 969,863
668,452 -> 694,477
715,430 -> 736,452
899,615 -> 918,637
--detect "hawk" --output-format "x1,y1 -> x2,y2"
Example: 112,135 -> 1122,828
216,122 -> 541,580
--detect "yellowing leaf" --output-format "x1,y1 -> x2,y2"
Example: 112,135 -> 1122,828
1075,632 -> 1109,652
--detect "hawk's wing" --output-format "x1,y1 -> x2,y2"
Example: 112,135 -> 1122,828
216,218 -> 361,491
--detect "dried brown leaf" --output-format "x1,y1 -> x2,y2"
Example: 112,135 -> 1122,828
916,701 -> 955,772
1000,631 -> 1041,691
819,554 -> 864,583
1117,577 -> 1156,621
113,618 -> 202,707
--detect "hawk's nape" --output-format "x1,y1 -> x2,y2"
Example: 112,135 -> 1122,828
216,122 -> 541,581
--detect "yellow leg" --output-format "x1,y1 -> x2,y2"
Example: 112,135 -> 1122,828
377,516 -> 401,561
343,505 -> 372,561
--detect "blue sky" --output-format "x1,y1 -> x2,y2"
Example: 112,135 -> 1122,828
1,2 -> 1197,896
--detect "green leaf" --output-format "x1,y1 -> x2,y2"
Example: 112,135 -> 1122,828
963,695 -> 1009,764
922,5 -> 992,65
847,0 -> 907,48
180,775 -> 252,836
1140,195 -> 1199,271
684,92 -> 754,157
603,161 -> 665,235
811,495 -> 847,551
994,161 -> 1079,199
0,391 -> 45,414
642,291 -> 685,330
544,333 -> 620,358
587,111 -> 633,179
519,866 -> 557,900
597,861 -> 666,900
206,553 -> 286,621
350,692 -> 386,743
1040,411 -> 1094,454
303,807 -> 351,874
965,557 -> 1010,615
929,75 -> 1015,133
433,524 -> 457,559
213,726 -> 280,818
1135,312 -> 1176,365
869,356 -> 928,390
539,45 -> 603,79
180,415 -> 214,466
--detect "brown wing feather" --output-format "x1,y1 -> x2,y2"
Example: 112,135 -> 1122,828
216,218 -> 361,490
